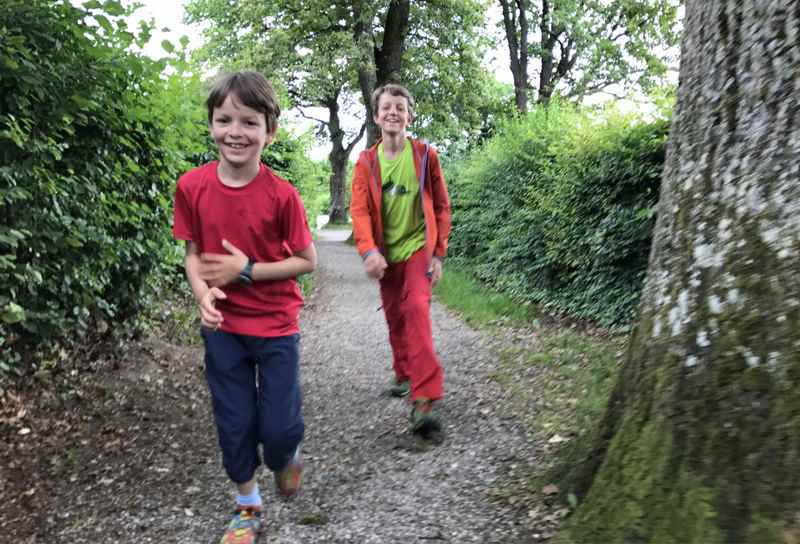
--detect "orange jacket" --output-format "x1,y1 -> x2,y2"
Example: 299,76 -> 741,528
350,138 -> 451,264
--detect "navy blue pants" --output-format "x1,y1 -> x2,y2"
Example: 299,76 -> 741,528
201,329 -> 304,484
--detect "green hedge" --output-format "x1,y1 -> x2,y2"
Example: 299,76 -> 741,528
446,103 -> 669,326
0,1 -> 184,368
0,1 -> 327,369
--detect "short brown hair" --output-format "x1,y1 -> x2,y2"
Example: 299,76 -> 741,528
370,83 -> 415,116
206,70 -> 280,134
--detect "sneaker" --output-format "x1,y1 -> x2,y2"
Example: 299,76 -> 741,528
410,398 -> 442,435
219,505 -> 262,544
275,448 -> 303,498
388,377 -> 411,398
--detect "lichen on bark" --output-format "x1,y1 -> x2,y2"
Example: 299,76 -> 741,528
560,1 -> 800,542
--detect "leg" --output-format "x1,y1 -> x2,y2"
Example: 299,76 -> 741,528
202,329 -> 261,485
401,250 -> 444,402
380,261 -> 410,383
249,333 -> 304,473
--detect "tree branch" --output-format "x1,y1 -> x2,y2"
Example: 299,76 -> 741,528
295,106 -> 329,127
345,123 -> 367,155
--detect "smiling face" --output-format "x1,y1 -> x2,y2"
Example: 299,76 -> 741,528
373,92 -> 414,138
209,93 -> 274,171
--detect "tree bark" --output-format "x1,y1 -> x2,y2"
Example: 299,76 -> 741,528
325,95 -> 365,224
499,0 -> 529,113
354,0 -> 410,148
566,1 -> 800,543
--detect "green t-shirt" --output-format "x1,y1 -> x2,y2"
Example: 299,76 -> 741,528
379,140 -> 426,263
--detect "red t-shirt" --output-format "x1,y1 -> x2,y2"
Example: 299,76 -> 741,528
172,161 -> 312,337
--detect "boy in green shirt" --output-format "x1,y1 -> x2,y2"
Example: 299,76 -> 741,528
350,83 -> 452,436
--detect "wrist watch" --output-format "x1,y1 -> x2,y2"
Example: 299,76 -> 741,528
238,258 -> 255,285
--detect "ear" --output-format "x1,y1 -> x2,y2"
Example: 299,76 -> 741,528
265,122 -> 279,146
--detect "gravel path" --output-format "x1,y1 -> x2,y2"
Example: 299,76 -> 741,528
2,233 -> 543,543
252,236 -> 537,543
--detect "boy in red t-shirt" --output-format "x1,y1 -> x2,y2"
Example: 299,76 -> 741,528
173,70 -> 317,543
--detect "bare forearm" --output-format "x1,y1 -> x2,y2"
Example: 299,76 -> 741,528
185,253 -> 211,302
252,244 -> 317,281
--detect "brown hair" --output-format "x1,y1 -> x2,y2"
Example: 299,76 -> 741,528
370,83 -> 415,117
206,70 -> 280,134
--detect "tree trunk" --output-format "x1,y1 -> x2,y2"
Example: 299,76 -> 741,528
566,2 -> 800,543
325,94 -> 366,224
327,146 -> 348,224
355,0 -> 410,148
536,0 -> 559,106
499,0 -> 529,114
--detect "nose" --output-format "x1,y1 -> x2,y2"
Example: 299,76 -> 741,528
228,121 -> 243,136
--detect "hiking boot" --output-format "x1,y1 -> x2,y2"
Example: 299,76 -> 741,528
275,448 -> 303,498
410,398 -> 442,435
388,377 -> 411,398
219,505 -> 262,544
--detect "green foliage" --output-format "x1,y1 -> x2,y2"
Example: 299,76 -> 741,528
501,0 -> 682,104
446,101 -> 669,326
262,129 -> 329,223
186,0 -> 495,150
0,0 -> 182,366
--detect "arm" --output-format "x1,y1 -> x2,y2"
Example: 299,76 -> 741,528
428,148 -> 452,260
199,239 -> 317,287
184,241 -> 226,329
349,156 -> 387,279
427,148 -> 451,287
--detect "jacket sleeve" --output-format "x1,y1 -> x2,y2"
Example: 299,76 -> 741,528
428,147 -> 451,259
349,154 -> 379,258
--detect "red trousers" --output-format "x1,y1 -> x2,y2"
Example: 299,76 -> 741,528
379,249 -> 444,401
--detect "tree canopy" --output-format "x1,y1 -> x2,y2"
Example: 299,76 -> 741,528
498,0 -> 681,111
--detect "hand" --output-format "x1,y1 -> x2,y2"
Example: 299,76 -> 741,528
428,257 -> 443,287
200,239 -> 248,287
199,287 -> 226,329
364,252 -> 388,280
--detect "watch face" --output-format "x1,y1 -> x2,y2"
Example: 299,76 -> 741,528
238,273 -> 253,285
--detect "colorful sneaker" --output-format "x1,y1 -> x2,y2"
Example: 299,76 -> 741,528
388,377 -> 411,398
410,398 -> 442,435
275,448 -> 303,498
219,505 -> 262,544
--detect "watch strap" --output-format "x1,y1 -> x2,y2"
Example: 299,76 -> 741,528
238,258 -> 255,285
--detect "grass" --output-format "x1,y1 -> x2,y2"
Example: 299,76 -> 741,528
433,264 -> 538,327
434,262 -> 626,510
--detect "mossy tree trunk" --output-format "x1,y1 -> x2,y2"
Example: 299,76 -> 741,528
565,2 -> 800,543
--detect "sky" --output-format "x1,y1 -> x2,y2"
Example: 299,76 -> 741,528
125,0 -> 205,59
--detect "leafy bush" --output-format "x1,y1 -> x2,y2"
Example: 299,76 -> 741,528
0,0 -> 186,368
0,1 -> 329,370
446,102 -> 669,326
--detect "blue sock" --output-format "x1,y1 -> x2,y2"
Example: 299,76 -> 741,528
236,484 -> 262,507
